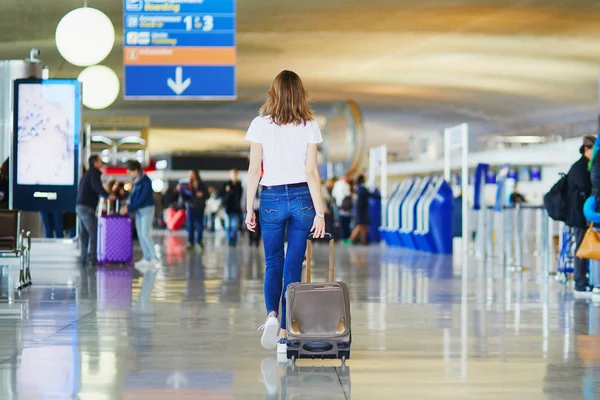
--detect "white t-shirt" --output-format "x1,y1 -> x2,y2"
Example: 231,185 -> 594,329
332,179 -> 351,207
245,116 -> 323,186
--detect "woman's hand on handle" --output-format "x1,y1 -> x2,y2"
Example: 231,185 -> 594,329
311,215 -> 326,238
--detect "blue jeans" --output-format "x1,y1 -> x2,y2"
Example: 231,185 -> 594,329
260,185 -> 315,329
76,205 -> 97,262
40,211 -> 64,239
135,206 -> 156,261
226,212 -> 239,245
187,209 -> 205,245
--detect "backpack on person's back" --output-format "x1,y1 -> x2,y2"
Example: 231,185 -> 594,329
544,174 -> 569,222
340,195 -> 353,212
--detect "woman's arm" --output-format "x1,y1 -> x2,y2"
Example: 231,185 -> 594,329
306,144 -> 326,237
245,142 -> 263,212
306,144 -> 324,215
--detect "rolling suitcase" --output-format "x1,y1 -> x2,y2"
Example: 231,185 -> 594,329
286,233 -> 351,363
97,199 -> 133,265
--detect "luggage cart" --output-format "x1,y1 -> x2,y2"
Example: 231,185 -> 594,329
556,225 -> 575,284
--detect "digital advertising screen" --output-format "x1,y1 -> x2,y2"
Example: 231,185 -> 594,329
11,79 -> 82,212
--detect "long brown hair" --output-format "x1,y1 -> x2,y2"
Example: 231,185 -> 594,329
189,169 -> 201,189
259,70 -> 314,126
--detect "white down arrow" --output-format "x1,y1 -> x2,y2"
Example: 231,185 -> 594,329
167,67 -> 191,95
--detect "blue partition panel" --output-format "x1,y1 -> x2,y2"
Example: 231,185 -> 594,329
388,180 -> 414,247
379,184 -> 401,245
398,178 -> 430,249
368,188 -> 382,243
428,180 -> 454,254
414,177 -> 440,253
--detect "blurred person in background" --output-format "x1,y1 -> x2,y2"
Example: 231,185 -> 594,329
349,175 -> 380,245
0,159 -> 9,209
222,169 -> 243,246
40,211 -> 64,238
332,176 -> 353,241
566,135 -> 595,298
322,179 -> 334,235
509,182 -> 527,205
76,155 -> 114,266
121,160 -> 158,267
206,186 -> 223,232
178,170 -> 208,250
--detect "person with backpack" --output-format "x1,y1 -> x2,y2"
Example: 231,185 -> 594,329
566,136 -> 595,297
178,170 -> 208,251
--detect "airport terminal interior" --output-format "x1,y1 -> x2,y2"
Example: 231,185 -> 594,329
2,0 -> 600,399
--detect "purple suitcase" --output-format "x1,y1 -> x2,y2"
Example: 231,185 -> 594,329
97,199 -> 133,265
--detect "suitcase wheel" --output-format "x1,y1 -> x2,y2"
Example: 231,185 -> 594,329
338,351 -> 350,364
288,350 -> 298,364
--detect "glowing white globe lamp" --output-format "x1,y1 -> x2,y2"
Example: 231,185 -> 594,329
152,179 -> 166,193
78,66 -> 120,110
55,7 -> 115,67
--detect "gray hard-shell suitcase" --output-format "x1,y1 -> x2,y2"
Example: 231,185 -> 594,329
286,233 -> 352,363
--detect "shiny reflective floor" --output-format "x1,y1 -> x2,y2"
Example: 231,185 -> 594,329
0,231 -> 598,399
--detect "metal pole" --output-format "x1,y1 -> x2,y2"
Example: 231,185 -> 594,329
513,203 -> 524,271
461,124 -> 469,276
368,147 -> 376,186
522,207 -> 530,257
541,209 -> 550,274
380,145 -> 388,235
485,207 -> 493,259
504,207 -> 513,266
444,129 -> 451,182
496,209 -> 505,263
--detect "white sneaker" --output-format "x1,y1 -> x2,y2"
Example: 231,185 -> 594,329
276,337 -> 287,354
592,288 -> 600,303
574,287 -> 593,299
258,315 -> 279,349
134,259 -> 150,268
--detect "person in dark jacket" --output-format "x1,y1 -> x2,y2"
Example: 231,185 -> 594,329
589,136 -> 600,207
121,160 -> 157,267
178,170 -> 208,250
76,155 -> 113,265
567,135 -> 595,297
0,159 -> 8,210
222,169 -> 243,246
349,175 -> 380,245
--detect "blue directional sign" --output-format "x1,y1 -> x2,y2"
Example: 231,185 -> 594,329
123,0 -> 236,100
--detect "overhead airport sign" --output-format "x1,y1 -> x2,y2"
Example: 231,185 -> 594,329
123,0 -> 236,100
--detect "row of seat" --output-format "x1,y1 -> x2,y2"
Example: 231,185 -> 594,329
0,210 -> 32,290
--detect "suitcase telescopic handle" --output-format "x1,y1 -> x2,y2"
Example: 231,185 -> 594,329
97,197 -> 121,217
305,233 -> 335,283
308,233 -> 333,241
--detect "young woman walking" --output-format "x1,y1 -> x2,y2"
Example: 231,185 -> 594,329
244,70 -> 326,353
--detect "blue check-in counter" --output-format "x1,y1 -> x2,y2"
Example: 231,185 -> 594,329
381,177 -> 454,255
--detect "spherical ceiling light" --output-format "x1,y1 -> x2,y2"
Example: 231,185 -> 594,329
78,65 -> 120,110
55,7 -> 115,67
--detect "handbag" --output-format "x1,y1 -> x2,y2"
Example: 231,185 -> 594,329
576,223 -> 600,260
